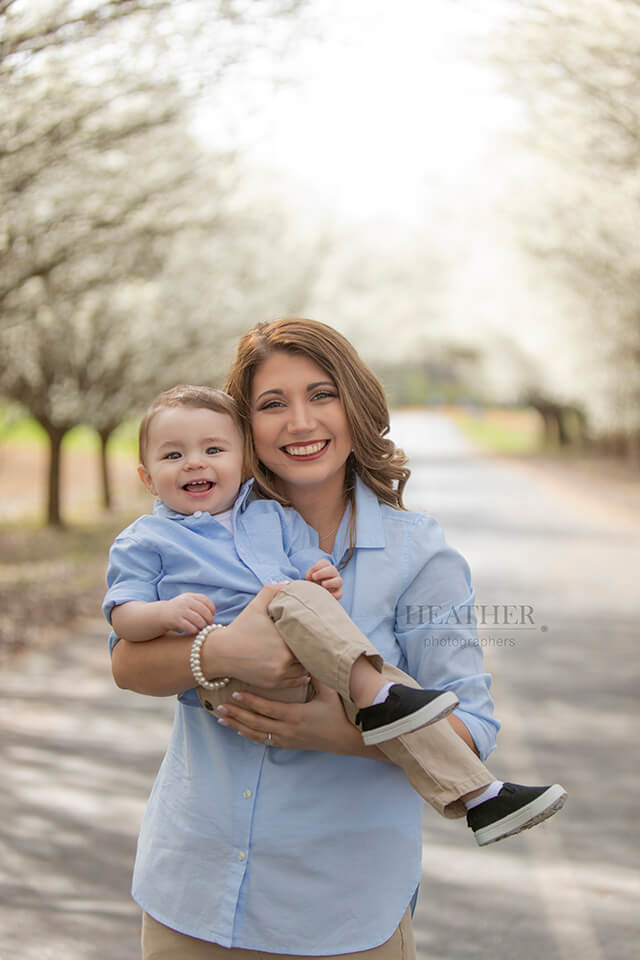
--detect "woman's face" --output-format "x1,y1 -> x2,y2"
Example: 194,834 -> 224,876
250,350 -> 353,503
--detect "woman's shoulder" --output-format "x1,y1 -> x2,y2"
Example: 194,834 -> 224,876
376,502 -> 460,571
354,475 -> 440,529
378,501 -> 442,533
353,477 -> 447,558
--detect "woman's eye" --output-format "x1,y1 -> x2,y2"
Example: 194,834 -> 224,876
312,391 -> 337,401
259,400 -> 285,410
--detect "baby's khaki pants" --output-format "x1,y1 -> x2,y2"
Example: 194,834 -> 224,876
197,580 -> 492,817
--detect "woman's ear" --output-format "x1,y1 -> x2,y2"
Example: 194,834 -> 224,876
137,464 -> 157,496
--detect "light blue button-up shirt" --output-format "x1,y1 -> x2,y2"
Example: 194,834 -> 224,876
109,477 -> 499,954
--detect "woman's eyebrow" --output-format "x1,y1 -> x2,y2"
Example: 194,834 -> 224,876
255,381 -> 335,402
255,388 -> 284,402
308,380 -> 335,391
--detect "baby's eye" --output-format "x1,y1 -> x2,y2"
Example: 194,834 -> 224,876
164,451 -> 181,460
206,446 -> 222,455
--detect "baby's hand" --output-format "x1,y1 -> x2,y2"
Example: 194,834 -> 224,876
305,558 -> 343,600
162,593 -> 216,634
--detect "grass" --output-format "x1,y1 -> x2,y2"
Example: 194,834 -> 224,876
0,415 -> 146,660
449,407 -> 544,455
0,507 -> 144,662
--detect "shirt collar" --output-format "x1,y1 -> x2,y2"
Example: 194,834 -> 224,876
151,479 -> 254,522
234,479 -> 256,514
332,475 -> 385,561
352,474 -> 386,548
152,474 -> 386,546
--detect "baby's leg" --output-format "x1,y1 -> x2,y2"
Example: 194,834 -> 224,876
270,582 -> 567,843
269,581 -> 457,728
344,661 -> 493,818
267,580 -> 383,700
268,580 -> 492,816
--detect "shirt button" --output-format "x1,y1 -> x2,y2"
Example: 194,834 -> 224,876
193,511 -> 202,519
243,789 -> 252,799
237,851 -> 246,862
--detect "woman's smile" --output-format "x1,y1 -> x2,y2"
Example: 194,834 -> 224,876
281,440 -> 330,459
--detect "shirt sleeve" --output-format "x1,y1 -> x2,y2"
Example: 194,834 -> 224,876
102,533 -> 164,624
104,531 -> 201,707
393,515 -> 500,761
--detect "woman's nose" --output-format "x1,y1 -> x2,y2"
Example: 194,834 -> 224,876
287,402 -> 315,433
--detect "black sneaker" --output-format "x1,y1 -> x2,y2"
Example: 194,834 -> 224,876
355,685 -> 459,745
467,782 -> 568,846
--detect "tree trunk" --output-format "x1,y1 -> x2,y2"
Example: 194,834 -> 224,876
45,425 -> 67,527
626,429 -> 640,466
99,427 -> 114,510
555,408 -> 570,446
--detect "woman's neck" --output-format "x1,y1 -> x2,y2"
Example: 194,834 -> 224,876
285,480 -> 347,554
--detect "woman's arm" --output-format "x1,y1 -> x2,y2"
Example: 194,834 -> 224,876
394,516 -> 500,760
112,633 -> 197,696
111,584 -> 309,697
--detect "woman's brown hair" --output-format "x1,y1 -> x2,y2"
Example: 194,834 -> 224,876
225,318 -> 410,512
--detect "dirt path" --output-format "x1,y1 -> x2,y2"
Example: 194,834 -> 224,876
0,419 -> 638,959
500,452 -> 640,530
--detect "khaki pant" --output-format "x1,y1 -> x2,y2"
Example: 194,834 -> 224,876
197,581 -> 492,817
141,906 -> 415,960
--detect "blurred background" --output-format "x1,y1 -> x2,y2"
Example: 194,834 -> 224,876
1,0 -> 638,650
0,2 -> 638,957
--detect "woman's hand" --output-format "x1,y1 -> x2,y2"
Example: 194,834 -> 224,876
202,584 -> 310,690
216,678 -> 384,758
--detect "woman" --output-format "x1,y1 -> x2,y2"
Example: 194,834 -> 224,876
112,318 -> 499,959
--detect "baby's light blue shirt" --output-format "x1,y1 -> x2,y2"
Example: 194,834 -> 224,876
104,479 -> 323,705
108,477 -> 499,954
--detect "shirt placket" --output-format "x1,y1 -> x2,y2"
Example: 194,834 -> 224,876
218,745 -> 268,943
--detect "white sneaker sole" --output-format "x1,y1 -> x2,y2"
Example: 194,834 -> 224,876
361,690 -> 459,745
474,784 -> 568,846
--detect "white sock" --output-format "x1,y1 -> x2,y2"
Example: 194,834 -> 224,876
463,780 -> 504,810
372,682 -> 394,706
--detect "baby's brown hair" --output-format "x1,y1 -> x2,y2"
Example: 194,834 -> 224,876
138,385 -> 244,467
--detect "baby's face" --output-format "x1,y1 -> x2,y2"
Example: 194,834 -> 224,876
138,406 -> 244,516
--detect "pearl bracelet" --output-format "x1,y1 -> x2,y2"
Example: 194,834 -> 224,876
189,623 -> 230,690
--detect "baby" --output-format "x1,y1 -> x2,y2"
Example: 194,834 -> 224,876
104,384 -> 566,846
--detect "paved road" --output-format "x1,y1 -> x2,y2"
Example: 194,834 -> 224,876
1,411 -> 638,959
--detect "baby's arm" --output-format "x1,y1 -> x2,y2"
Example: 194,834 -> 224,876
305,559 -> 343,600
111,593 -> 216,642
